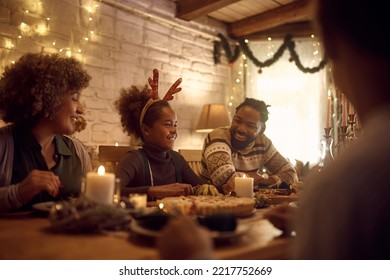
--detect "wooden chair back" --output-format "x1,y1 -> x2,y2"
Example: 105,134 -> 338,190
98,145 -> 140,172
178,149 -> 202,176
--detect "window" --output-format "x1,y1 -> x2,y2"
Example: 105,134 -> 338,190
242,38 -> 327,165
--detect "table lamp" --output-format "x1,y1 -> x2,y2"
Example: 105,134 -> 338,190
196,103 -> 231,133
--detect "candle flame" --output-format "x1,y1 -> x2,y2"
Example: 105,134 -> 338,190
97,165 -> 105,175
115,142 -> 118,147
159,202 -> 164,210
242,174 -> 247,178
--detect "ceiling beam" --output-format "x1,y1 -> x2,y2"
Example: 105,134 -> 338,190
245,21 -> 316,41
176,0 -> 241,21
228,0 -> 312,38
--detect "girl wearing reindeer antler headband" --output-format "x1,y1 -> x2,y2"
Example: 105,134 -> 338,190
114,69 -> 203,200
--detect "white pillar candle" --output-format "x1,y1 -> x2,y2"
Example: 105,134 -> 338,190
85,165 -> 115,205
235,175 -> 254,198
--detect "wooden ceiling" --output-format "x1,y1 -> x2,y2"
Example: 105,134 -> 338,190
174,0 -> 315,40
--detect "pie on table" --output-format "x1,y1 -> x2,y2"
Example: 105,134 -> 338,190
157,195 -> 255,216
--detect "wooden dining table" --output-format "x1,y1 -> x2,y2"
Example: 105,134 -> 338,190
0,207 -> 293,260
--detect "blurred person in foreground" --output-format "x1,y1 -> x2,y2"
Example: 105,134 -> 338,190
114,69 -> 203,200
199,97 -> 298,194
0,53 -> 92,213
158,0 -> 390,259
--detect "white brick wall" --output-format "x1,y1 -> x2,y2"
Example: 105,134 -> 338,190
0,0 -> 233,156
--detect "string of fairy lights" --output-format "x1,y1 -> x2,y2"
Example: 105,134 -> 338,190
0,0 -> 101,70
224,34 -> 326,115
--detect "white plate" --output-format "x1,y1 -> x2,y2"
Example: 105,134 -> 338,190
130,220 -> 250,241
32,201 -> 55,212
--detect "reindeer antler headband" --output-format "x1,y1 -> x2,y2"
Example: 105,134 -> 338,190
139,69 -> 182,127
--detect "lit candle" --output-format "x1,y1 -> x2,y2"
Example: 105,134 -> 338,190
326,90 -> 331,128
342,94 -> 347,126
85,165 -> 115,204
348,99 -> 355,115
234,174 -> 254,198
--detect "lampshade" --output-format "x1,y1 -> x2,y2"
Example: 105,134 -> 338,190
196,103 -> 231,133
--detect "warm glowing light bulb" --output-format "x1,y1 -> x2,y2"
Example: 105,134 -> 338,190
36,24 -> 47,34
159,203 -> 164,210
97,165 -> 105,175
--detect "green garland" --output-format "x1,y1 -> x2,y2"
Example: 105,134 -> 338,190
217,33 -> 241,64
215,33 -> 327,74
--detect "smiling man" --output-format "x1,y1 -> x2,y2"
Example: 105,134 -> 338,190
199,98 -> 298,194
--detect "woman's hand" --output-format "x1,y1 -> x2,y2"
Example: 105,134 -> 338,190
157,216 -> 214,259
18,169 -> 62,202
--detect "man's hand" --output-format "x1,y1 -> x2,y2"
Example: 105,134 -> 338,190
263,203 -> 295,234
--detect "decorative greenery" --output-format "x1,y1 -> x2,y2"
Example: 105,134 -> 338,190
217,33 -> 241,64
214,33 -> 327,74
48,197 -> 131,234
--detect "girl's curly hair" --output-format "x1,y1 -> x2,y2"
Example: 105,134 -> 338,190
114,85 -> 170,140
0,52 -> 91,125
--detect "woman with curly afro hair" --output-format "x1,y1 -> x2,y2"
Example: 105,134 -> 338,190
0,52 -> 92,212
114,69 -> 203,200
